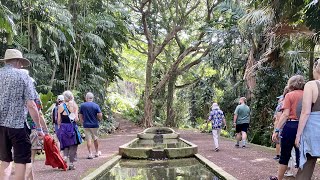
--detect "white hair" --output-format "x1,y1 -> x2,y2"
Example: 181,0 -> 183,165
63,90 -> 74,102
86,92 -> 94,101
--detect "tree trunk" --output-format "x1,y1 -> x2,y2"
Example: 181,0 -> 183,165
309,42 -> 315,81
49,61 -> 57,91
165,73 -> 177,127
244,48 -> 256,99
142,61 -> 153,127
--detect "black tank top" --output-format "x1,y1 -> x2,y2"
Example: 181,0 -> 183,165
311,81 -> 320,112
60,107 -> 72,123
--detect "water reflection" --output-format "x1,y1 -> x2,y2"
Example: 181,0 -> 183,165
99,158 -> 221,180
128,139 -> 190,149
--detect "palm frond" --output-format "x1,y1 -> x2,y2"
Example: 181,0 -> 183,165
238,7 -> 275,31
85,33 -> 106,48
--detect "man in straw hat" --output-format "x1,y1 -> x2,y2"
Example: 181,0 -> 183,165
0,49 -> 44,180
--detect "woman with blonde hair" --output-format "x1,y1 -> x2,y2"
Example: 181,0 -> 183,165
57,90 -> 81,170
270,75 -> 305,180
295,58 -> 320,179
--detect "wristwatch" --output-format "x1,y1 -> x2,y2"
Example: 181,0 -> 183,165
274,128 -> 280,133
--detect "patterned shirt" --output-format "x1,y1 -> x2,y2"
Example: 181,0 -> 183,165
208,109 -> 225,129
0,64 -> 37,128
26,96 -> 42,129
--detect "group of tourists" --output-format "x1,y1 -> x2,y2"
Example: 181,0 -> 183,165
0,49 -> 103,180
269,58 -> 320,180
206,97 -> 250,152
207,59 -> 320,180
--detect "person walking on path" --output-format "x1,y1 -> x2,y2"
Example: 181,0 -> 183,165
270,75 -> 305,180
80,92 -> 103,159
233,97 -> 250,148
206,103 -> 226,152
295,58 -> 320,180
0,49 -> 44,180
57,90 -> 80,170
52,95 -> 64,150
20,70 -> 50,180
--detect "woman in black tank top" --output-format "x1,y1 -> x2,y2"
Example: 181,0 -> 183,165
295,58 -> 320,180
57,91 -> 79,170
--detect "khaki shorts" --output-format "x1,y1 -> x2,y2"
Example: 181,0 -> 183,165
84,128 -> 99,141
30,129 -> 43,150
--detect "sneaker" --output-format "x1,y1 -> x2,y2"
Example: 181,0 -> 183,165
284,171 -> 294,177
235,144 -> 240,148
214,148 -> 219,152
68,164 -> 76,170
95,151 -> 101,158
273,155 -> 280,160
87,154 -> 93,159
242,145 -> 246,148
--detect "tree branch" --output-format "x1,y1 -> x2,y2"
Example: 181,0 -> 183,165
140,0 -> 152,10
185,0 -> 201,18
175,77 -> 201,89
141,2 -> 155,61
151,46 -> 198,98
178,49 -> 209,74
153,25 -> 183,60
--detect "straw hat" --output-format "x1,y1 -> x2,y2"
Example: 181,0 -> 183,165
0,49 -> 31,67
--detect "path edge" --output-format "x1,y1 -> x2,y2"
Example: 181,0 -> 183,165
195,154 -> 238,180
82,154 -> 121,180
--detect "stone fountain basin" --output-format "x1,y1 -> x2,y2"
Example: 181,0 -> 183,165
119,138 -> 197,159
137,127 -> 180,139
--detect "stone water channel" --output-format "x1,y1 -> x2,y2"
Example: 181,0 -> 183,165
83,128 -> 236,180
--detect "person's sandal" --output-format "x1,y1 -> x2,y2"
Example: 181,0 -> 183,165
269,176 -> 278,180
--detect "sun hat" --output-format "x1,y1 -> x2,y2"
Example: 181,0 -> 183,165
0,49 -> 31,67
211,103 -> 220,110
57,95 -> 64,101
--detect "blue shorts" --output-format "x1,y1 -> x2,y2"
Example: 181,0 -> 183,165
279,121 -> 299,166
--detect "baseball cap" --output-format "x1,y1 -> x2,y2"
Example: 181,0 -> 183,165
277,95 -> 283,99
57,95 -> 64,101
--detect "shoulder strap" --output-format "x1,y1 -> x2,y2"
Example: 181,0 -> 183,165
63,103 -> 70,115
315,81 -> 320,98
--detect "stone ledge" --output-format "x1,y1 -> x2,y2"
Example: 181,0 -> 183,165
195,154 -> 237,180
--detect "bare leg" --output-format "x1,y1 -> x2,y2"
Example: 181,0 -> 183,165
13,163 -> 27,180
25,150 -> 36,180
87,139 -> 92,155
0,161 -> 13,180
94,139 -> 99,153
236,133 -> 241,145
277,164 -> 287,180
241,131 -> 247,141
276,144 -> 280,156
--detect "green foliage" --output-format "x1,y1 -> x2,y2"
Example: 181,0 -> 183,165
39,92 -> 55,114
249,65 -> 288,147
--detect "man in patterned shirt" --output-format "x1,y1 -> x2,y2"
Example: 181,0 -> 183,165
207,103 -> 227,152
0,49 -> 44,180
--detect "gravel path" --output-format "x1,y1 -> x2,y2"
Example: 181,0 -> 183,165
178,129 -> 320,180
28,117 -> 320,180
32,114 -> 143,180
